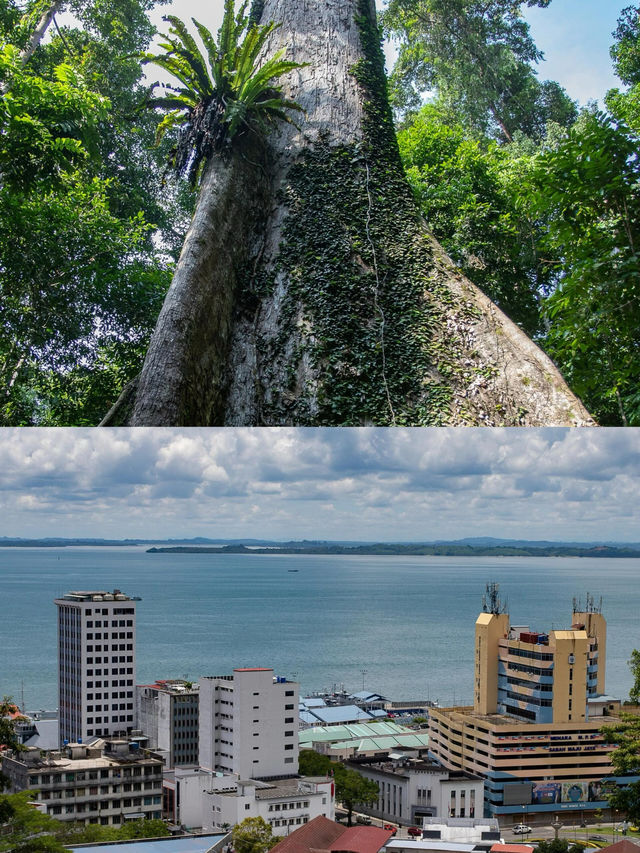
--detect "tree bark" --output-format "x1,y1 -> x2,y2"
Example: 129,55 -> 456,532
120,0 -> 594,427
126,136 -> 269,426
0,1 -> 64,96
21,1 -> 64,67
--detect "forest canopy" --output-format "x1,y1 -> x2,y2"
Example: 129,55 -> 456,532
1,0 -> 638,425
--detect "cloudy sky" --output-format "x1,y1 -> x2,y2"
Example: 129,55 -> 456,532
1,428 -> 638,542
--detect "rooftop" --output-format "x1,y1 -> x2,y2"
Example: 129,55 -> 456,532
300,722 -> 412,744
138,680 -> 199,694
300,705 -> 381,726
431,706 -> 621,729
490,846 -> 534,853
65,833 -> 225,853
270,815 -> 393,853
56,589 -> 135,602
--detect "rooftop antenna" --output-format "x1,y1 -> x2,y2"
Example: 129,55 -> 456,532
482,582 -> 506,615
573,593 -> 603,614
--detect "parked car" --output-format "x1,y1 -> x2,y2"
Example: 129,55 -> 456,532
383,825 -> 398,836
513,825 -> 532,834
356,816 -> 372,825
407,827 -> 422,837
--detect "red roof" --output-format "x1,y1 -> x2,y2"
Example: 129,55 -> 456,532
271,817 -> 393,853
599,842 -> 640,853
491,845 -> 534,853
328,827 -> 395,853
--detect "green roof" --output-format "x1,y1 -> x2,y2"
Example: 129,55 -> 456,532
329,733 -> 430,752
299,720 -> 419,745
300,721 -> 409,743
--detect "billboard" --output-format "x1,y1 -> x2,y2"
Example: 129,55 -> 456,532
561,782 -> 589,803
532,782 -> 561,805
503,782 -> 534,806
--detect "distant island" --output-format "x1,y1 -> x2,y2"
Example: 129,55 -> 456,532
147,543 -> 640,558
3,536 -> 639,558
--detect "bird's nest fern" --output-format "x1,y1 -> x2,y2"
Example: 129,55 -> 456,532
142,0 -> 305,185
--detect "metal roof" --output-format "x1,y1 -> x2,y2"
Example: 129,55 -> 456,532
66,834 -> 225,853
329,734 -> 430,752
301,705 -> 376,724
300,721 -> 411,744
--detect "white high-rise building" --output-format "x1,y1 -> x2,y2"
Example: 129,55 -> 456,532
55,590 -> 137,744
199,668 -> 299,779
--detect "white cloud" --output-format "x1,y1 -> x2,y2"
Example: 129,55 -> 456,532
0,428 -> 638,543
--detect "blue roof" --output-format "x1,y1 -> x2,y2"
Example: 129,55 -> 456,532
351,691 -> 386,702
303,705 -> 375,724
300,697 -> 327,708
300,710 -> 322,725
66,834 -> 225,853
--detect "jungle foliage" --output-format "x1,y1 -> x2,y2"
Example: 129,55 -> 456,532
0,0 -> 185,426
1,0 -> 639,424
393,1 -> 640,425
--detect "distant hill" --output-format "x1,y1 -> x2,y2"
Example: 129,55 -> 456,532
147,542 -> 640,558
3,536 -> 639,556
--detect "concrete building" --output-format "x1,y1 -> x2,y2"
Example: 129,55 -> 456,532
163,768 -> 334,834
428,588 -> 636,823
386,818 -> 504,853
136,680 -> 199,768
474,587 -> 606,724
55,590 -> 137,744
1,738 -> 163,826
199,668 -> 299,779
345,757 -> 484,826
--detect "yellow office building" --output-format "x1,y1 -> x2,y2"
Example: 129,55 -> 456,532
428,589 -> 632,823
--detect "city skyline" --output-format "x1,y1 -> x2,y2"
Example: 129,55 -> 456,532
1,428 -> 639,542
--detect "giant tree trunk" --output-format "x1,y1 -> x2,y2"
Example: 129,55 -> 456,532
116,0 -> 594,427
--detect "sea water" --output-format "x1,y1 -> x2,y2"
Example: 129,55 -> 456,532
1,547 -> 639,711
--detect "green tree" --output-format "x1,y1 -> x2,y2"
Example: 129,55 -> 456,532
298,749 -> 333,777
333,765 -> 379,827
232,816 -> 278,853
602,712 -> 640,774
397,104 -> 545,334
607,781 -> 640,826
607,5 -> 640,134
0,0 -> 176,425
0,697 -> 23,752
0,791 -> 69,853
628,650 -> 640,705
0,697 -> 24,791
535,841 -> 585,853
380,0 -> 576,143
527,110 -> 640,425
